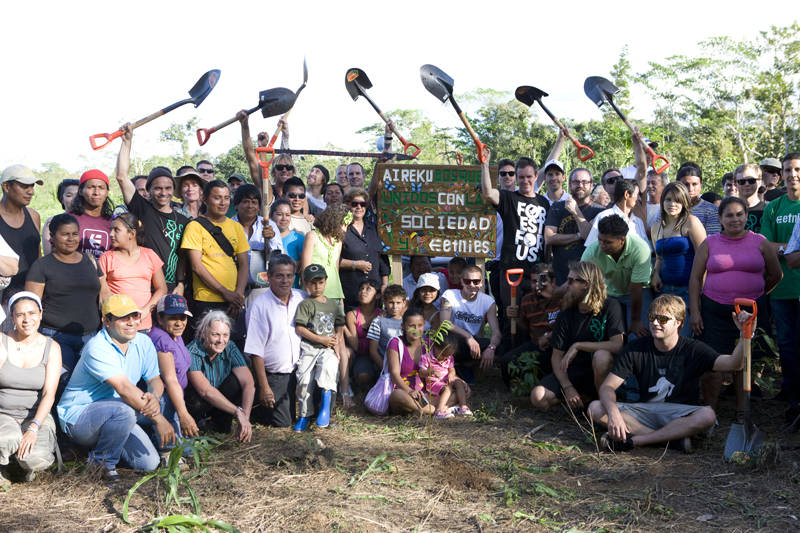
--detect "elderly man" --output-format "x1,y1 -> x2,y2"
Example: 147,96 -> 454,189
245,255 -> 305,427
57,294 -> 174,480
588,294 -> 750,452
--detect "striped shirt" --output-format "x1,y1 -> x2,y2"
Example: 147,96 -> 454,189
520,294 -> 561,343
187,339 -> 246,389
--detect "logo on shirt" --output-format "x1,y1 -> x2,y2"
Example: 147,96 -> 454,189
453,310 -> 483,326
514,202 -> 547,262
589,316 -> 606,341
83,228 -> 109,257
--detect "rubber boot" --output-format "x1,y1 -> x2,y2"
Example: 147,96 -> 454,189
316,390 -> 333,428
293,416 -> 311,432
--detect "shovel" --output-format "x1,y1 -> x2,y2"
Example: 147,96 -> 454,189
723,298 -> 763,461
583,76 -> 670,174
196,87 -> 296,146
420,64 -> 487,163
506,268 -> 525,335
260,58 -> 309,158
345,67 -> 421,158
90,69 -> 220,150
515,86 -> 594,162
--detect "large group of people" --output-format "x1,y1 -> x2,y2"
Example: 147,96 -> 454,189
0,115 -> 799,488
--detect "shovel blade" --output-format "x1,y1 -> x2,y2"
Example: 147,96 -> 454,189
583,76 -> 619,108
744,423 -> 764,454
723,422 -> 746,460
514,85 -> 548,107
345,68 -> 372,101
420,64 -> 454,103
258,87 -> 297,118
188,69 -> 221,108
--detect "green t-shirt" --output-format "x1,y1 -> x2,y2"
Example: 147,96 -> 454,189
581,234 -> 652,298
294,296 -> 346,349
760,194 -> 800,299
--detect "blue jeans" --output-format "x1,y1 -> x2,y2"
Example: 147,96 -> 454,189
41,328 -> 95,372
610,288 -> 654,340
65,398 -> 160,471
770,298 -> 800,408
139,394 -> 193,455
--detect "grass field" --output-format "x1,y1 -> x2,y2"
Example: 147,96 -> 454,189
1,368 -> 799,533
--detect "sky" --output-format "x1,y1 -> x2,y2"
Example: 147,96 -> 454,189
2,0 -> 794,174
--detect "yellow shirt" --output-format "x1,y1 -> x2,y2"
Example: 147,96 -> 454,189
181,217 -> 250,302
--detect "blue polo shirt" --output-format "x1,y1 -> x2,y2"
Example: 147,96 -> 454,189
187,339 -> 246,389
57,328 -> 160,430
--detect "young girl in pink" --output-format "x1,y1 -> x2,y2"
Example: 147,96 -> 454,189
98,212 -> 167,331
344,280 -> 382,404
420,330 -> 471,419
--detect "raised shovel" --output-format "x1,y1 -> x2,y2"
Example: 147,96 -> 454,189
723,298 -> 763,461
420,64 -> 487,163
583,76 -> 670,174
259,58 -> 309,160
90,69 -> 220,150
515,85 -> 594,161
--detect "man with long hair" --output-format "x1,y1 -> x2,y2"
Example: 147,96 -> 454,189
530,261 -> 625,411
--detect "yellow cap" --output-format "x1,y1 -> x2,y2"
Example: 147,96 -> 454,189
101,294 -> 140,317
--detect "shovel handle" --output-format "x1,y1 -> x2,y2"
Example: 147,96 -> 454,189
456,112 -> 487,163
646,147 -> 671,175
196,127 -> 214,146
734,298 -> 758,339
255,146 -> 276,171
572,140 -> 595,162
401,140 -> 421,158
89,130 -> 123,151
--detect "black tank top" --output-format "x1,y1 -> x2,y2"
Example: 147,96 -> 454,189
0,207 -> 40,295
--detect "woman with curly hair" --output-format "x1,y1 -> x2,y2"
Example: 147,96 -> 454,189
300,203 -> 351,300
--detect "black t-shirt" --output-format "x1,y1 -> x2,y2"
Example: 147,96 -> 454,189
612,336 -> 719,405
128,192 -> 190,289
545,201 -> 605,285
27,254 -> 102,335
551,298 -> 625,364
745,201 -> 765,234
496,190 -> 549,270
764,188 -> 786,202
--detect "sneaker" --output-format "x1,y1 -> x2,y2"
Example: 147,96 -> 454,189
24,471 -> 35,482
599,432 -> 635,452
667,437 -> 693,454
104,469 -> 120,482
434,410 -> 454,419
455,405 -> 473,416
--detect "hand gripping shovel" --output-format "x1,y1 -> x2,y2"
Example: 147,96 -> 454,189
196,87 -> 296,146
506,268 -> 525,335
90,69 -> 220,150
724,298 -> 764,461
420,64 -> 487,163
515,86 -> 594,162
583,76 -> 670,174
259,58 -> 309,160
345,68 -> 421,158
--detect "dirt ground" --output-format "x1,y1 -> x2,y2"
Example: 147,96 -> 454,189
1,371 -> 799,533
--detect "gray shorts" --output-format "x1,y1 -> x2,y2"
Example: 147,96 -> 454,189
617,402 -> 708,431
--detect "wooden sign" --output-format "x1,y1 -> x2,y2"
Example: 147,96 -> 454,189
375,163 -> 498,258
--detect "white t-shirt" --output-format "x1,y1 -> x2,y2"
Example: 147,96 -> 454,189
585,204 -> 650,248
441,289 -> 495,337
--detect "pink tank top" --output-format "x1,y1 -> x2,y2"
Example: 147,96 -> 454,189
703,231 -> 765,305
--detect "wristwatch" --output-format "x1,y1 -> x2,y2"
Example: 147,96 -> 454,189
778,244 -> 786,256
488,344 -> 497,351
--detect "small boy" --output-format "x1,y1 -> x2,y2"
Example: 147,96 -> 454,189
362,285 -> 407,385
293,264 -> 346,431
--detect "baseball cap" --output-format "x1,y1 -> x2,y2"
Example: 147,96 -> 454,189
80,169 -> 110,187
303,264 -> 328,282
146,166 -> 175,189
415,272 -> 440,292
542,159 -> 565,174
156,294 -> 192,316
101,294 -> 140,318
760,157 -> 782,171
227,172 -> 247,184
0,164 -> 43,186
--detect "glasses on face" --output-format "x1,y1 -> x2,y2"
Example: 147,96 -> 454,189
275,164 -> 295,172
571,180 -> 593,187
648,313 -> 674,326
737,177 -> 758,185
499,170 -> 516,177
350,201 -> 367,208
462,278 -> 482,286
197,168 -> 214,174
567,276 -> 587,285
604,177 -> 618,186
286,192 -> 306,199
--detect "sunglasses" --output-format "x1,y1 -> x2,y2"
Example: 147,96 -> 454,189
604,177 -> 618,185
462,278 -> 482,286
350,201 -> 367,208
275,164 -> 295,171
537,274 -> 552,283
736,177 -> 758,185
197,168 -> 214,174
648,313 -> 674,325
286,192 -> 306,199
499,170 -> 516,177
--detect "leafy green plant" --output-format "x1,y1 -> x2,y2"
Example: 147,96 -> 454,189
507,350 -> 542,397
138,514 -> 239,532
122,437 -> 220,524
349,453 -> 395,487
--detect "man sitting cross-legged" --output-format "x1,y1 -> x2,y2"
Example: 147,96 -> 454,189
530,261 -> 625,411
588,294 -> 750,453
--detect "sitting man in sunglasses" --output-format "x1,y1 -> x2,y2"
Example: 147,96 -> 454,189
530,261 -> 625,411
588,294 -> 751,453
282,177 -> 314,236
437,265 -> 501,381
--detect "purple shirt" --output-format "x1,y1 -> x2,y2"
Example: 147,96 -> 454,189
149,326 -> 191,389
703,231 -> 766,305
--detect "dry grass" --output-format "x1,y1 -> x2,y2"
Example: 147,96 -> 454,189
1,371 -> 799,532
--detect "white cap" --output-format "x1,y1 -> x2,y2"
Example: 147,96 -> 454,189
1,165 -> 43,186
415,272 -> 440,292
542,159 -> 564,174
